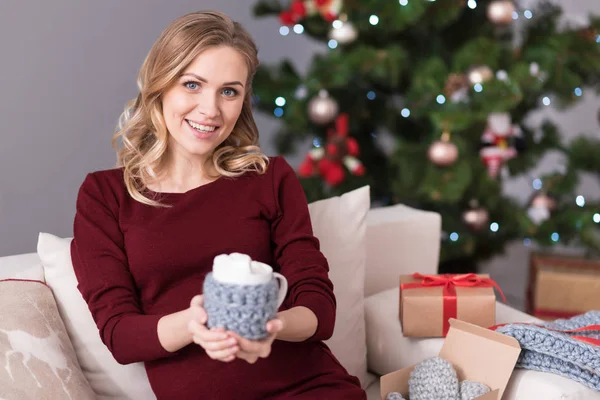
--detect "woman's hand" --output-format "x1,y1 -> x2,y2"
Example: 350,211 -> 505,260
228,318 -> 284,364
187,295 -> 239,362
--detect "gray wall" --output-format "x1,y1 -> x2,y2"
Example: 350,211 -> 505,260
0,0 -> 322,256
1,0 -> 599,261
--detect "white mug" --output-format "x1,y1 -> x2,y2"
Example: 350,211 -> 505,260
212,253 -> 288,307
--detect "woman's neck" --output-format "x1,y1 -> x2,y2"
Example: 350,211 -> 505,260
148,153 -> 217,194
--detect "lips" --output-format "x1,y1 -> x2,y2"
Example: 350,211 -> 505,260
186,119 -> 220,139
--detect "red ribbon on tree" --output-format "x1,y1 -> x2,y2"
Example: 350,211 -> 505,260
401,273 -> 507,336
299,113 -> 365,186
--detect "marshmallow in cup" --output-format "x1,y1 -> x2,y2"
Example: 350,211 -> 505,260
212,253 -> 288,307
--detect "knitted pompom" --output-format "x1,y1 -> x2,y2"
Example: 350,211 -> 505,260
385,392 -> 406,400
460,380 -> 490,400
409,357 -> 459,400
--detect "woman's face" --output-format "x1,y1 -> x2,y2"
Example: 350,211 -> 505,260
161,46 -> 248,163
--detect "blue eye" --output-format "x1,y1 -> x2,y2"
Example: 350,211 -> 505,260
222,88 -> 238,97
184,81 -> 199,90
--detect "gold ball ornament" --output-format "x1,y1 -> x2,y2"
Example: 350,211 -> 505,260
428,131 -> 459,167
467,65 -> 494,85
328,21 -> 358,44
307,90 -> 339,125
444,73 -> 469,97
487,1 -> 515,25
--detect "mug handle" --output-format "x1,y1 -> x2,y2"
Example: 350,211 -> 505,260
272,272 -> 288,308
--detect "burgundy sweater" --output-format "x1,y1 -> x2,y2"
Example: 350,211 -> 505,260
71,156 -> 365,399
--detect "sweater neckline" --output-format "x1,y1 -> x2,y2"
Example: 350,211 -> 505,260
145,176 -> 224,197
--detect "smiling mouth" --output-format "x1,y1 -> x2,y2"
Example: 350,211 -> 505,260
185,119 -> 220,133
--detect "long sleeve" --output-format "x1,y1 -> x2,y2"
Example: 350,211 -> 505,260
71,173 -> 177,364
269,157 -> 336,341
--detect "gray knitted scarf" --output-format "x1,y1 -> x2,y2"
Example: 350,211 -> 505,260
202,272 -> 280,340
495,310 -> 600,392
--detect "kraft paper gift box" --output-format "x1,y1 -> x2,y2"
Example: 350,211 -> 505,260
526,252 -> 600,320
399,273 -> 505,337
380,319 -> 521,400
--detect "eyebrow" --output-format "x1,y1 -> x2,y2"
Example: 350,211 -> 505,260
180,73 -> 244,88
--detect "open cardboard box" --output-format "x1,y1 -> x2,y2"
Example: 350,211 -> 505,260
380,319 -> 521,400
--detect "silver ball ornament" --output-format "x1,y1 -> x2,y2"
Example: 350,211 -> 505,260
462,207 -> 490,232
328,21 -> 358,44
428,132 -> 458,167
487,1 -> 515,25
467,65 -> 494,85
308,90 -> 339,125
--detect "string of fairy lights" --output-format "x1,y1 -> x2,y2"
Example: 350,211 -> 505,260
269,0 -> 600,244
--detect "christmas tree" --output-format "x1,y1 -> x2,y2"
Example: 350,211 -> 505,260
251,0 -> 600,272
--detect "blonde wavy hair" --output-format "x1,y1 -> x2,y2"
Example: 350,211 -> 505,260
113,11 -> 269,206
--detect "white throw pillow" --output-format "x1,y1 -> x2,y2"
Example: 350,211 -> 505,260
37,233 -> 156,400
309,185 -> 374,389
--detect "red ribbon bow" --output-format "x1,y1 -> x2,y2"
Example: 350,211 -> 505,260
401,273 -> 507,336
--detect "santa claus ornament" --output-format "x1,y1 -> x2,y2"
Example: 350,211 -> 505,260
298,113 -> 365,186
280,0 -> 343,25
479,113 -> 523,178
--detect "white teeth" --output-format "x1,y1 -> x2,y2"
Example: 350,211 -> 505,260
187,120 -> 217,132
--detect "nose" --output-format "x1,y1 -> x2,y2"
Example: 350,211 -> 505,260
196,92 -> 220,120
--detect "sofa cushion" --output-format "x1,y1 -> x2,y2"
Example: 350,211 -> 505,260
365,204 -> 441,297
37,233 -> 156,400
309,185 -> 375,389
364,287 -> 600,400
0,279 -> 95,399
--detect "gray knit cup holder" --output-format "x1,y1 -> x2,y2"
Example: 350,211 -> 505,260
202,272 -> 284,340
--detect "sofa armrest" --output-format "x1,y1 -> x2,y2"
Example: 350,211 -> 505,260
0,252 -> 44,281
365,204 -> 441,298
364,287 -> 441,375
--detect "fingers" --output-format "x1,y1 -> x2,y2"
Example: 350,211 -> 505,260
188,323 -> 239,362
229,331 -> 275,360
189,295 -> 207,325
189,323 -> 228,344
236,349 -> 258,364
190,294 -> 204,307
206,344 -> 239,362
266,318 -> 284,334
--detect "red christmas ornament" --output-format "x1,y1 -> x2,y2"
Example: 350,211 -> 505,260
279,0 -> 342,26
291,0 -> 307,18
279,11 -> 296,26
298,113 -> 365,186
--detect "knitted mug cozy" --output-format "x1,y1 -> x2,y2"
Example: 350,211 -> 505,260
385,357 -> 490,400
495,310 -> 600,392
202,272 -> 280,340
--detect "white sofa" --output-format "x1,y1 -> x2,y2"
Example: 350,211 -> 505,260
1,192 -> 598,399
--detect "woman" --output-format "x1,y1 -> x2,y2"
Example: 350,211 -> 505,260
71,10 -> 366,399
